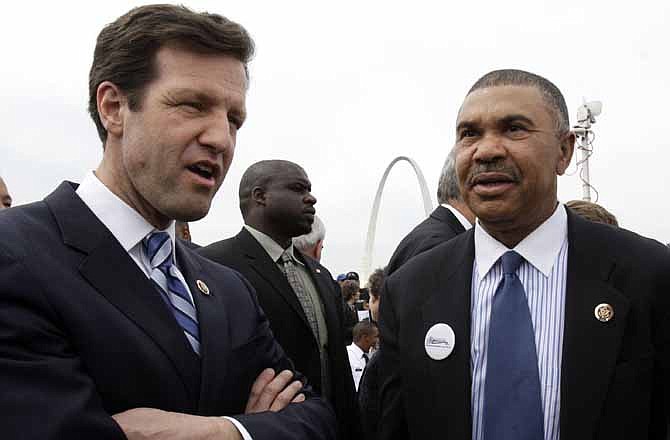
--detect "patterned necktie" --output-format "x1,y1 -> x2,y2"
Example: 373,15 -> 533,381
144,231 -> 200,355
483,251 -> 544,440
279,251 -> 320,343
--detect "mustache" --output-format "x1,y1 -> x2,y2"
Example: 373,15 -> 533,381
467,162 -> 520,185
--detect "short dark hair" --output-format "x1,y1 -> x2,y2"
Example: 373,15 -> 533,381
467,69 -> 570,134
89,4 -> 255,144
366,268 -> 384,299
436,149 -> 461,204
238,160 -> 304,218
352,320 -> 378,342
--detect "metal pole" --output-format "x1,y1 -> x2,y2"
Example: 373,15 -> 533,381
580,135 -> 591,202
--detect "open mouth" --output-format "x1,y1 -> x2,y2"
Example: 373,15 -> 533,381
187,163 -> 216,181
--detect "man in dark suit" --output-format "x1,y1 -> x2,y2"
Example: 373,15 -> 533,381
199,160 -> 361,440
0,5 -> 336,440
385,149 -> 474,275
377,69 -> 670,439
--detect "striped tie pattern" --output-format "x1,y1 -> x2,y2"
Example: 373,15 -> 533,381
144,231 -> 200,355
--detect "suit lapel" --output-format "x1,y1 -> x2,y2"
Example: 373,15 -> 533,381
236,229 -> 311,329
419,231 -> 474,439
176,244 -> 230,415
46,182 -> 202,403
560,212 -> 629,438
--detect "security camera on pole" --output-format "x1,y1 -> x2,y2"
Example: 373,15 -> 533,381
573,100 -> 602,202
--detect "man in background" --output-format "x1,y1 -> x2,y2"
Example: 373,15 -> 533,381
385,149 -> 474,275
0,176 -> 12,210
347,321 -> 379,391
293,214 -> 326,261
199,160 -> 360,440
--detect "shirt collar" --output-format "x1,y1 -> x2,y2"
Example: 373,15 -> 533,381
76,171 -> 176,254
441,203 -> 473,230
349,342 -> 366,358
474,203 -> 567,279
244,225 -> 304,266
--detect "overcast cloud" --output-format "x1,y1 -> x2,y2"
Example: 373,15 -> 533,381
2,0 -> 668,279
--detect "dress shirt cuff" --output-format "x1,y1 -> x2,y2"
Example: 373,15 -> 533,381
223,416 -> 253,440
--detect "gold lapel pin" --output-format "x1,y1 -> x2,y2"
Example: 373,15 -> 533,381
315,268 -> 321,274
196,280 -> 210,295
594,303 -> 614,322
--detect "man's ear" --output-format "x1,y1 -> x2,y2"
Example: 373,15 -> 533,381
97,81 -> 127,139
251,186 -> 266,206
556,131 -> 576,175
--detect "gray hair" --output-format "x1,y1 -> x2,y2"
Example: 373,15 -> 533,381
293,215 -> 325,250
467,69 -> 570,135
436,149 -> 461,204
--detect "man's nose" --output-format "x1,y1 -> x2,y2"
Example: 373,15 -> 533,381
472,132 -> 507,163
198,116 -> 235,154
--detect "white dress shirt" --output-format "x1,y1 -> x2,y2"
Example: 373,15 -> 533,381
346,342 -> 368,391
470,204 -> 568,440
76,171 -> 252,440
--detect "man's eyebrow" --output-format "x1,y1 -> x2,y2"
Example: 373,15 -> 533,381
500,114 -> 536,127
167,88 -> 216,104
456,120 -> 478,132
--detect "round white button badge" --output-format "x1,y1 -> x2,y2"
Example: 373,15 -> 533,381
424,323 -> 455,361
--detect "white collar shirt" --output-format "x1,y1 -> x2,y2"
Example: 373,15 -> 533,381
441,203 -> 474,231
346,342 -> 368,391
470,204 -> 569,440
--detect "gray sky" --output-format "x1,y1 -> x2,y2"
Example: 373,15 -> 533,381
2,0 -> 669,278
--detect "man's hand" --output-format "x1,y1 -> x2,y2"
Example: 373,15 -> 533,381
245,368 -> 306,414
112,408 -> 242,440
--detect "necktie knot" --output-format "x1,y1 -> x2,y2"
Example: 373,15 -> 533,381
501,250 -> 523,275
144,231 -> 173,270
280,250 -> 294,265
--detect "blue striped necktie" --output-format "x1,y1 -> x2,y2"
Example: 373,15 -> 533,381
483,251 -> 543,440
143,231 -> 200,355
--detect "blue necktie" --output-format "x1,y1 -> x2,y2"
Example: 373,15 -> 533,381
483,251 -> 543,440
144,231 -> 200,355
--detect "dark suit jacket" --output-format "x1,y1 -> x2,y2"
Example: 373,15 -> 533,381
385,205 -> 467,275
377,210 -> 670,439
0,182 -> 336,440
358,350 -> 381,439
199,229 -> 361,440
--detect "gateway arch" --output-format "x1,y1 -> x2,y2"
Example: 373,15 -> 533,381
361,156 -> 433,280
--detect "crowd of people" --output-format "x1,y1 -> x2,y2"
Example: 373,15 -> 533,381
1,4 -> 670,440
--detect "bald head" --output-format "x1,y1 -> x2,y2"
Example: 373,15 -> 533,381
0,177 -> 11,210
239,160 -> 306,218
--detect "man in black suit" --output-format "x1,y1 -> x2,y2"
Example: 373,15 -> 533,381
377,69 -> 670,439
385,149 -> 474,275
0,5 -> 336,439
199,160 -> 361,440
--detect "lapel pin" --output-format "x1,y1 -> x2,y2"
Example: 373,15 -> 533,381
594,303 -> 614,322
315,268 -> 321,274
196,280 -> 210,295
424,323 -> 455,361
